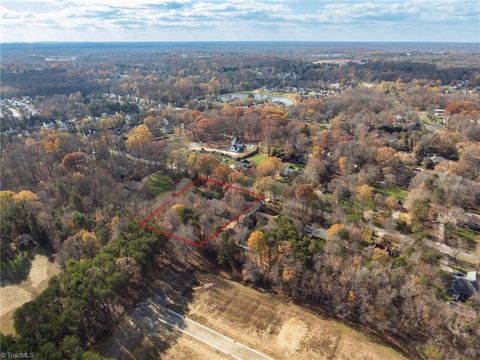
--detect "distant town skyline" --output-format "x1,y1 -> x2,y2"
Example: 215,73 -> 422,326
1,0 -> 479,43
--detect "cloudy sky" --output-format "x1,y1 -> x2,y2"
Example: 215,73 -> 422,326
1,0 -> 479,42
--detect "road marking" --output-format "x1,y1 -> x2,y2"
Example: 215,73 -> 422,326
166,308 -> 275,360
141,299 -> 274,360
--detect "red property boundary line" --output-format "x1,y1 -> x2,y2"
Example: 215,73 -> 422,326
139,176 -> 265,248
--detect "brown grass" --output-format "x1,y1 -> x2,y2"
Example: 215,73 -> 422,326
0,254 -> 60,334
186,273 -> 408,360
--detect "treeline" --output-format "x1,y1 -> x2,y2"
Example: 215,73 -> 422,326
3,51 -> 479,102
354,61 -> 480,84
0,68 -> 107,98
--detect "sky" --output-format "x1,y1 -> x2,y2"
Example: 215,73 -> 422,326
1,0 -> 479,43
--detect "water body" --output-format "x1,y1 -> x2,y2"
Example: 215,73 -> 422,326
218,92 -> 294,106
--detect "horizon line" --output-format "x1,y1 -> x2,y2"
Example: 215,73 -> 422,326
2,40 -> 479,45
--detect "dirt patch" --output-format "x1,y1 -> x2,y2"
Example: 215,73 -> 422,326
98,267 -> 408,360
276,318 -> 309,354
186,273 -> 408,360
0,254 -> 61,334
28,256 -> 53,288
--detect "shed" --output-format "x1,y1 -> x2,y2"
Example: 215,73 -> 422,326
303,225 -> 327,240
15,234 -> 34,248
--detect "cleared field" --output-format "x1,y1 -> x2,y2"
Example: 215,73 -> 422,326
187,274 -> 408,360
0,254 -> 61,334
100,271 -> 408,360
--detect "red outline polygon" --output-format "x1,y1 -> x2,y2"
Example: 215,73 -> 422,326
139,176 -> 265,247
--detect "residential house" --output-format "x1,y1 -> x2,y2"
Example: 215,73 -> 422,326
230,136 -> 244,153
449,272 -> 479,301
15,234 -> 34,248
303,225 -> 327,240
234,159 -> 253,171
280,166 -> 299,178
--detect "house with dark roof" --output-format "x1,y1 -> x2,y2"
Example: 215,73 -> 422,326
280,166 -> 299,178
230,136 -> 244,153
449,272 -> 479,301
303,225 -> 327,240
15,234 -> 34,248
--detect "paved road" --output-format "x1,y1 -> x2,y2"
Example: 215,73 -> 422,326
190,143 -> 242,157
134,297 -> 274,360
424,239 -> 480,265
368,224 -> 479,265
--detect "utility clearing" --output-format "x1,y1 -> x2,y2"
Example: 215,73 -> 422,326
100,273 -> 407,360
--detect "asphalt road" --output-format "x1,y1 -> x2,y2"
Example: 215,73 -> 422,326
134,297 -> 274,360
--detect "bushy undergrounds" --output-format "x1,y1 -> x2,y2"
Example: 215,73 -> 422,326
143,177 -> 258,245
1,223 -> 163,359
199,214 -> 480,360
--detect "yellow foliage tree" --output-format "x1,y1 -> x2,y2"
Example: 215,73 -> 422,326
13,190 -> 38,202
247,230 -> 267,254
100,117 -> 115,129
331,116 -> 345,130
385,195 -> 399,211
42,130 -> 62,153
253,177 -> 274,196
126,124 -> 153,150
326,224 -> 345,238
312,145 -> 323,159
371,247 -> 389,261
171,204 -> 185,217
81,231 -> 100,258
0,190 -> 16,210
0,190 -> 16,201
338,156 -> 349,174
256,157 -> 282,178
356,184 -> 375,203
282,266 -> 295,282
187,154 -> 198,171
110,216 -> 120,240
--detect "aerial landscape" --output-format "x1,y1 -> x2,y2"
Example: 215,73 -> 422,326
0,1 -> 479,359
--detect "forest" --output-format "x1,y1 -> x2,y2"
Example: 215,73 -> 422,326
1,43 -> 480,360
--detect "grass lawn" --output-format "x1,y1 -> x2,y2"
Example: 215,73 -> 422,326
447,225 -> 479,247
319,192 -> 366,221
247,153 -> 269,166
358,82 -> 374,88
284,162 -> 306,170
375,187 -> 408,201
145,172 -> 175,196
221,156 -> 234,165
253,89 -> 298,101
417,112 -> 433,124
